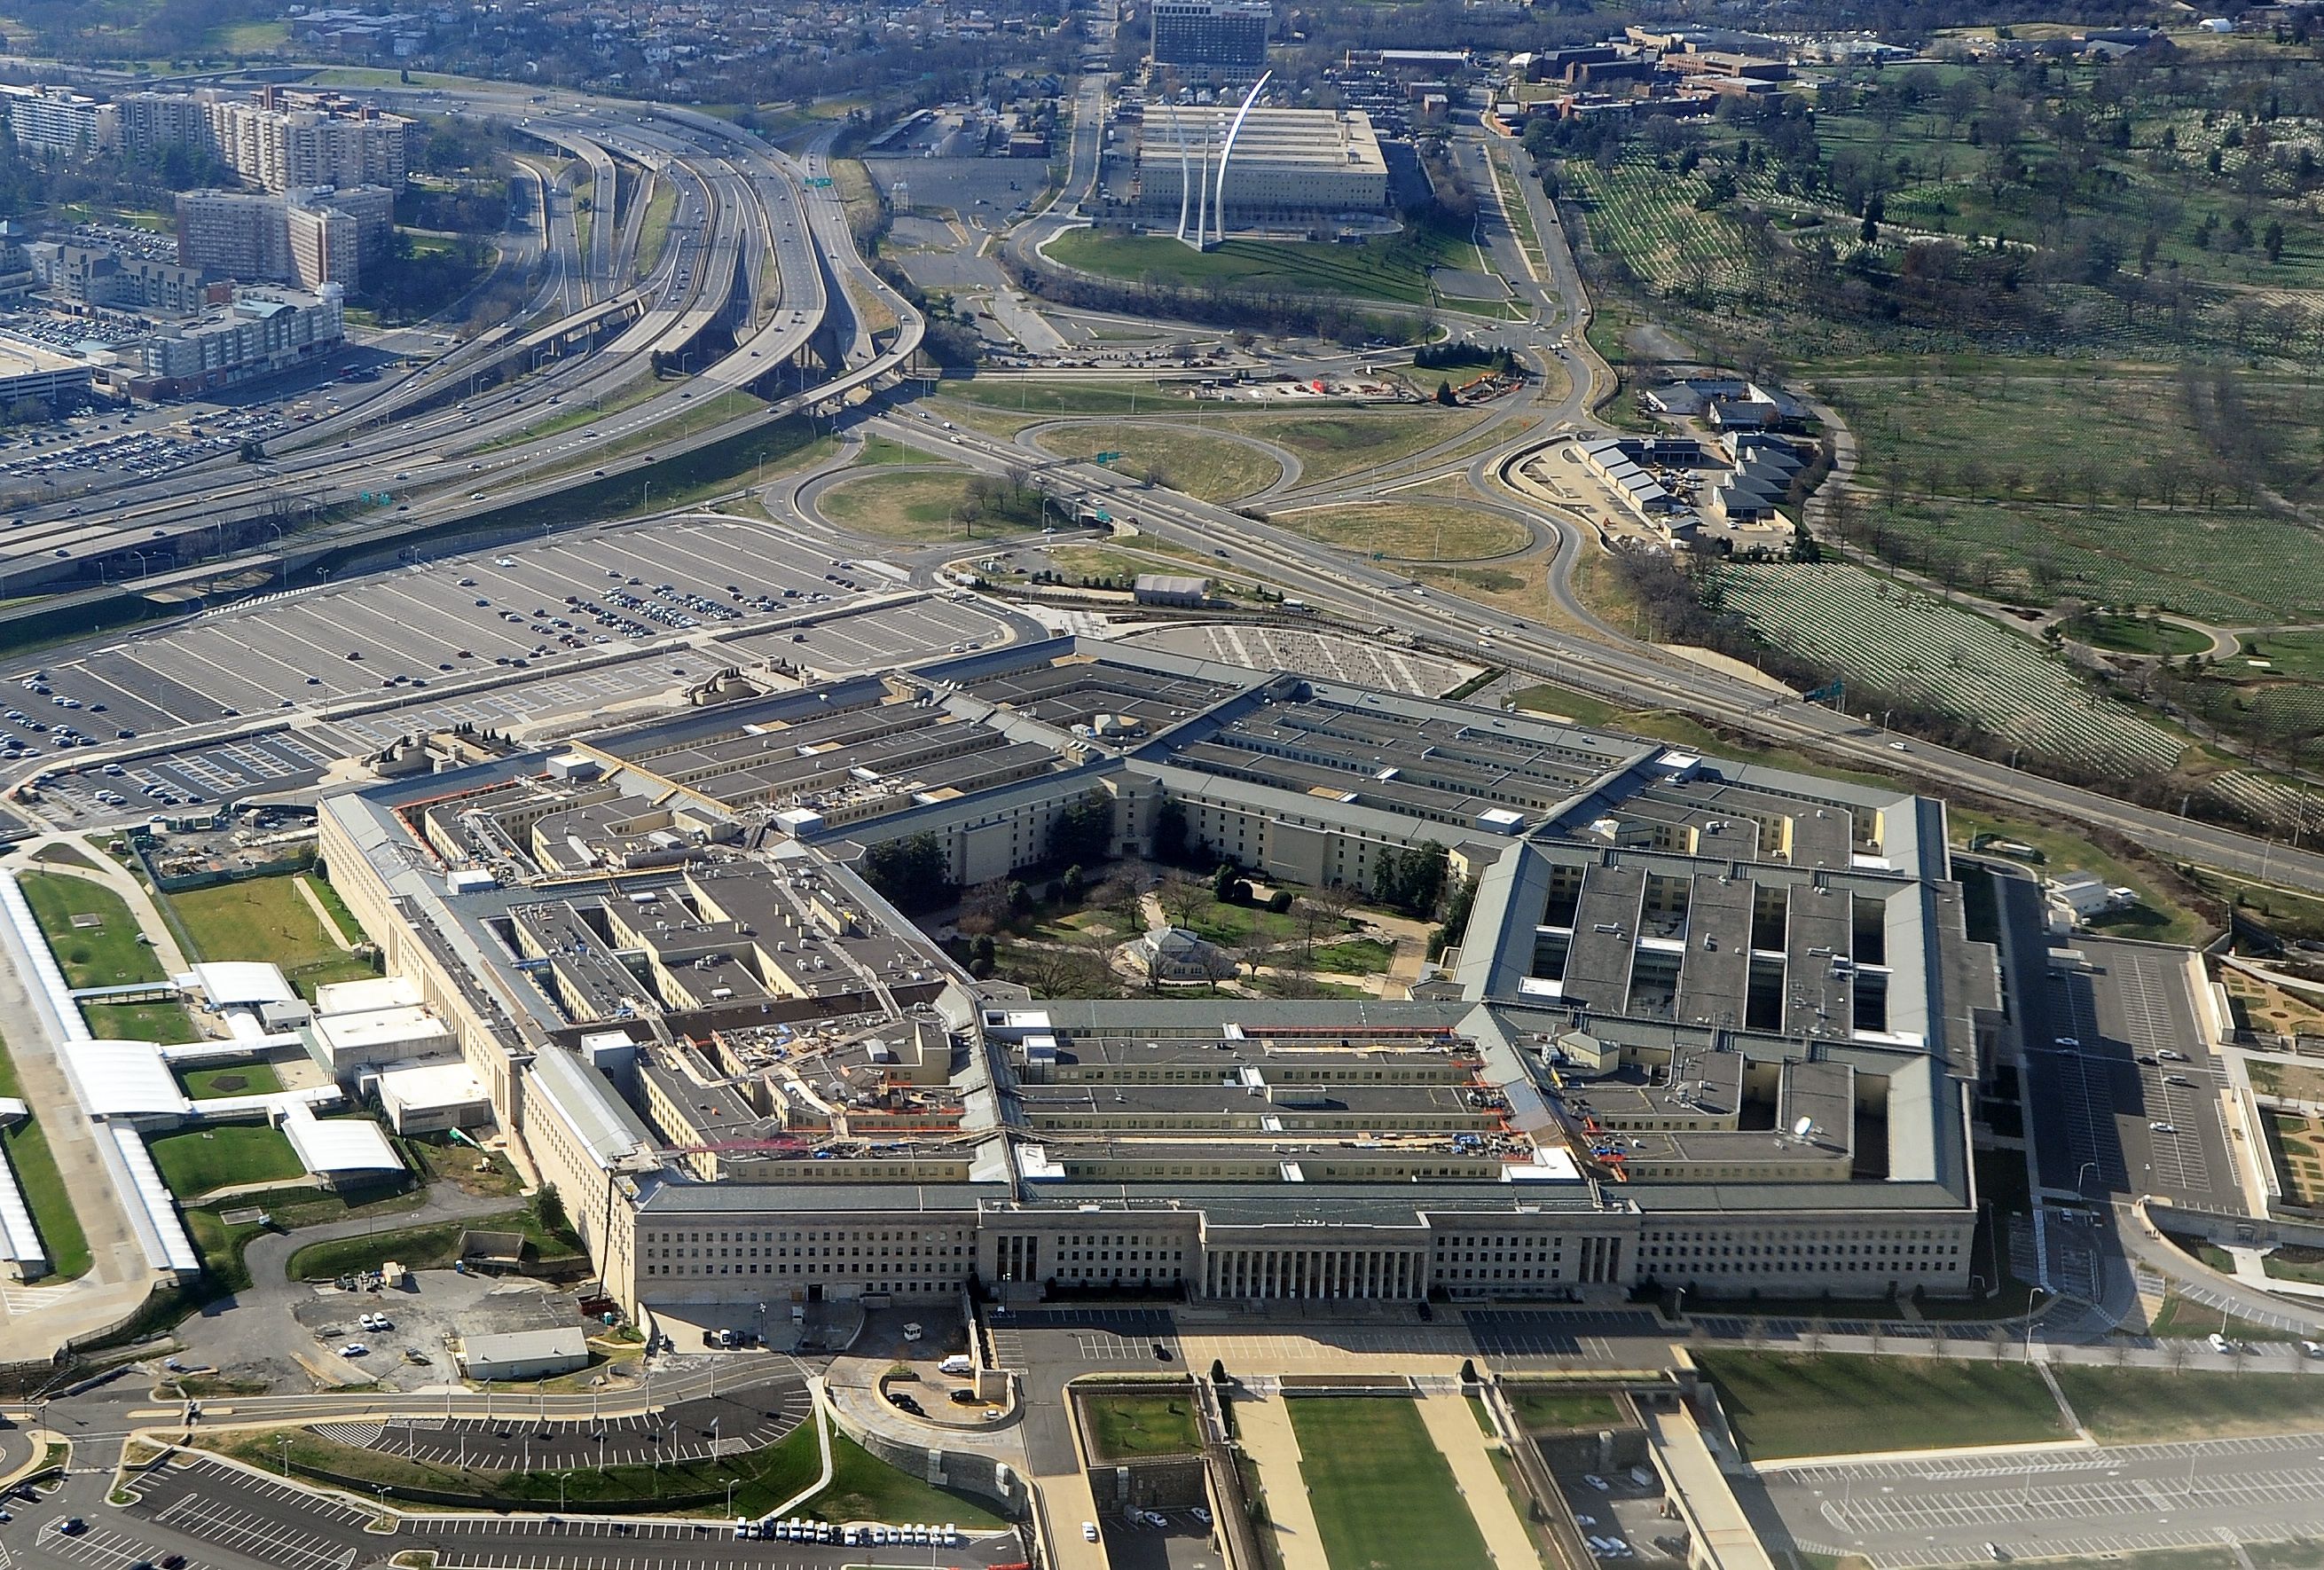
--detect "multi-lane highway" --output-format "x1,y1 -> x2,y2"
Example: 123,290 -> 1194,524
0,91 -> 918,605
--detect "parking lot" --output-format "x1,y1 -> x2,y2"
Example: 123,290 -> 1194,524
1753,1431 -> 2324,1569
2027,938 -> 2235,1208
327,1386 -> 813,1471
21,544 -> 1023,826
116,1451 -> 1029,1570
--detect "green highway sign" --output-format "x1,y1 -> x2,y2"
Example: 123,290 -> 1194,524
807,176 -> 834,187
1094,451 -> 1123,464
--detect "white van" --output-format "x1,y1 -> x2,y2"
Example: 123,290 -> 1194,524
938,1354 -> 974,1376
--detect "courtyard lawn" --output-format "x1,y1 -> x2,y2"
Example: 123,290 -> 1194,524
177,1062 -> 285,1101
0,1033 -> 90,1279
168,875 -> 375,1001
81,1000 -> 201,1044
2056,1366 -> 2324,1442
1082,1390 -> 1202,1460
16,872 -> 165,989
1695,1353 -> 2066,1461
1505,1385 -> 1626,1432
145,1124 -> 306,1198
1286,1396 -> 1495,1570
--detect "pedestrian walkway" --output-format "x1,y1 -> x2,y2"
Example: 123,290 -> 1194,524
2222,1243 -> 2324,1303
1231,1393 -> 1331,1570
1415,1393 -> 1541,1570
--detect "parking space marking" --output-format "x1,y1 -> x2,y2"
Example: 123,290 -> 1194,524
150,1490 -> 359,1570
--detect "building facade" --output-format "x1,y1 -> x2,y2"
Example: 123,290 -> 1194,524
1150,0 -> 1272,71
314,638 -> 2006,1329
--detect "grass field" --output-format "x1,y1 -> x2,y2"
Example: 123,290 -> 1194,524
1048,224 -> 1482,309
854,435 -> 938,466
1285,1397 -> 1495,1570
0,1033 -> 89,1280
146,1124 -> 306,1197
820,470 -> 1046,543
207,1413 -> 998,1522
177,1062 -> 285,1101
2062,611 -> 2214,658
1080,1390 -> 1202,1459
1505,1385 -> 1626,1432
2056,1367 -> 2324,1442
286,1204 -> 577,1280
1036,423 -> 1282,501
633,178 -> 679,281
169,874 -> 374,1001
17,872 -> 165,988
82,1000 -> 201,1044
1695,1354 -> 2065,1460
1276,500 -> 1528,562
1233,407 -> 1492,485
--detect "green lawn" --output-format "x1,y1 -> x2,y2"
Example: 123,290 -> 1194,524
2056,1367 -> 2324,1442
168,875 -> 375,1001
82,1000 -> 200,1044
1276,501 -> 1527,563
813,1430 -> 1008,1527
2066,612 -> 2212,658
1082,1390 -> 1202,1460
286,1204 -> 577,1280
1504,1385 -> 1626,1433
205,1414 -> 1004,1523
1048,224 -> 1482,309
1234,408 -> 1491,486
1695,1354 -> 2066,1461
1285,1397 -> 1495,1570
819,470 -> 1046,543
1309,937 -> 1395,975
0,1033 -> 90,1280
16,872 -> 166,988
302,875 -> 369,947
145,1125 -> 306,1197
1036,423 -> 1283,502
177,1061 -> 285,1101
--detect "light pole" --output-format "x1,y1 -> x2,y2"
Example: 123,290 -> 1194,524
277,1434 -> 291,1477
557,1471 -> 572,1511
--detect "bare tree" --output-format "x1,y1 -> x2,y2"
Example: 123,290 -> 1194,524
1157,870 -> 1213,930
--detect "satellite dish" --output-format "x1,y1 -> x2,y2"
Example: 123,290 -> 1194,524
1792,1116 -> 1816,1140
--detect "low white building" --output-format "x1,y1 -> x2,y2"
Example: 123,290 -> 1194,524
371,1060 -> 493,1134
458,1326 -> 590,1382
311,1003 -> 454,1076
2043,868 -> 2132,931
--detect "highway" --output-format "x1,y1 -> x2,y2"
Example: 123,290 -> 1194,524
0,92 -> 915,603
0,82 -> 2309,912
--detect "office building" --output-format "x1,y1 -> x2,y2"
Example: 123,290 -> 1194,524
316,637 -> 2006,1324
1150,0 -> 1272,71
1119,106 -> 1387,231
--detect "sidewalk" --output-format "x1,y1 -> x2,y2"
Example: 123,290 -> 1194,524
1230,1392 -> 1330,1570
1415,1393 -> 1540,1570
